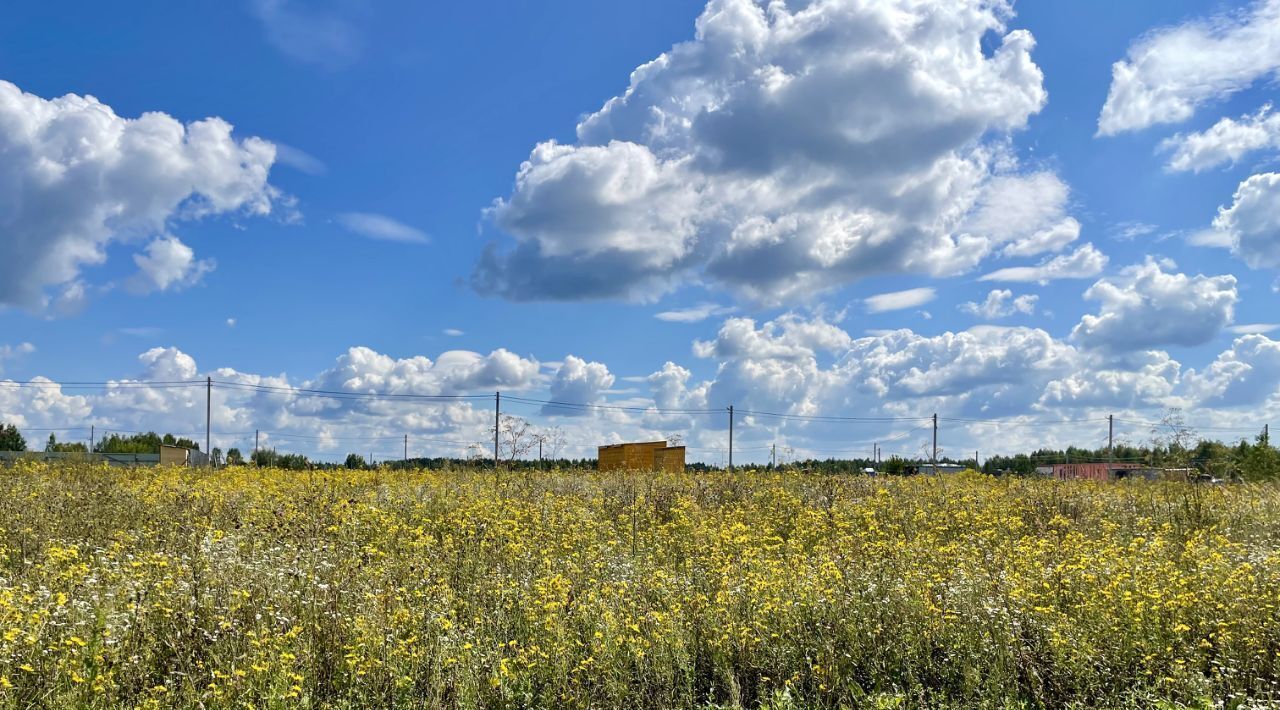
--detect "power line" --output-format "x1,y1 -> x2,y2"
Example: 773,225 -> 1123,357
736,409 -> 929,423
939,416 -> 1108,426
211,380 -> 489,401
0,380 -> 204,389
502,395 -> 720,415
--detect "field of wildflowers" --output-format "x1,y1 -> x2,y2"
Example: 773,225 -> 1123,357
0,462 -> 1278,708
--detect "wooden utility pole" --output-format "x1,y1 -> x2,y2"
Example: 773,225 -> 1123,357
89,425 -> 94,453
494,391 -> 501,469
931,413 -> 938,474
206,377 -> 212,466
727,406 -> 737,473
1108,414 -> 1114,464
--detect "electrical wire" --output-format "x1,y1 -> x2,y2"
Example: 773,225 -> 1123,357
502,395 -> 720,415
212,380 -> 489,401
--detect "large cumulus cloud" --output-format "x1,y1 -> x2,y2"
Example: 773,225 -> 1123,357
0,79 -> 280,312
475,0 -> 1070,304
1072,259 -> 1238,351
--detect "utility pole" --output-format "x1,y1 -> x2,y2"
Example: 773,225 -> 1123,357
89,425 -> 94,453
404,434 -> 408,463
1108,414 -> 1114,464
254,429 -> 259,466
727,405 -> 734,472
206,376 -> 212,466
494,391 -> 501,469
931,413 -> 938,474
975,450 -> 979,471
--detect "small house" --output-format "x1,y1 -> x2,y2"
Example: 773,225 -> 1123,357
598,441 -> 686,472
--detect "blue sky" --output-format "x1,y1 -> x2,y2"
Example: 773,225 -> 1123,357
1,0 -> 1279,463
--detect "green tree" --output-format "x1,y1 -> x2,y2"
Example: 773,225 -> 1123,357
883,456 -> 906,476
0,423 -> 26,452
44,433 -> 88,453
345,453 -> 368,470
226,448 -> 244,466
95,432 -> 201,454
1240,429 -> 1280,482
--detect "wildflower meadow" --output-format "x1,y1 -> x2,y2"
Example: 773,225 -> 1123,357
1,461 -> 1278,708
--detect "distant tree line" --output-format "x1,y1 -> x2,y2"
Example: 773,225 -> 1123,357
982,434 -> 1280,482
1,414 -> 1277,480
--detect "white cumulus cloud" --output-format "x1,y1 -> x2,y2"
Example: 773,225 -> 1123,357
1210,172 -> 1280,268
1161,104 -> 1280,172
0,79 -> 279,312
1098,0 -> 1280,135
544,356 -> 616,416
127,236 -> 215,294
1072,258 -> 1238,351
475,0 -> 1057,303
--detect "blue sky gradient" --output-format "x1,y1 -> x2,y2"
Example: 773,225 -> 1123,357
1,0 -> 1278,463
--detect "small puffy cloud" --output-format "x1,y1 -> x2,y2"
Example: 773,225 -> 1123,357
337,213 -> 429,244
654,303 -> 736,323
126,236 -> 215,294
694,314 -> 851,363
959,289 -> 1037,319
1211,172 -> 1280,268
980,244 -> 1108,283
475,0 -> 1055,303
226,318 -> 237,328
864,287 -> 936,314
0,79 -> 279,312
1161,104 -> 1280,172
544,356 -> 615,416
1072,258 -> 1238,351
443,328 -> 464,337
0,342 -> 35,357
1098,0 -> 1280,135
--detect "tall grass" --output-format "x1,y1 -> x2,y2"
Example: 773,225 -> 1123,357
0,461 -> 1278,707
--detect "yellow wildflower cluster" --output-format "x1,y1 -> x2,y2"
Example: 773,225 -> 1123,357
0,460 -> 1278,707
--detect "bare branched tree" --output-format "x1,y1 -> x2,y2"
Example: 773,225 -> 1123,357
492,414 -> 537,464
542,426 -> 567,460
1150,407 -> 1198,473
666,432 -> 684,447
